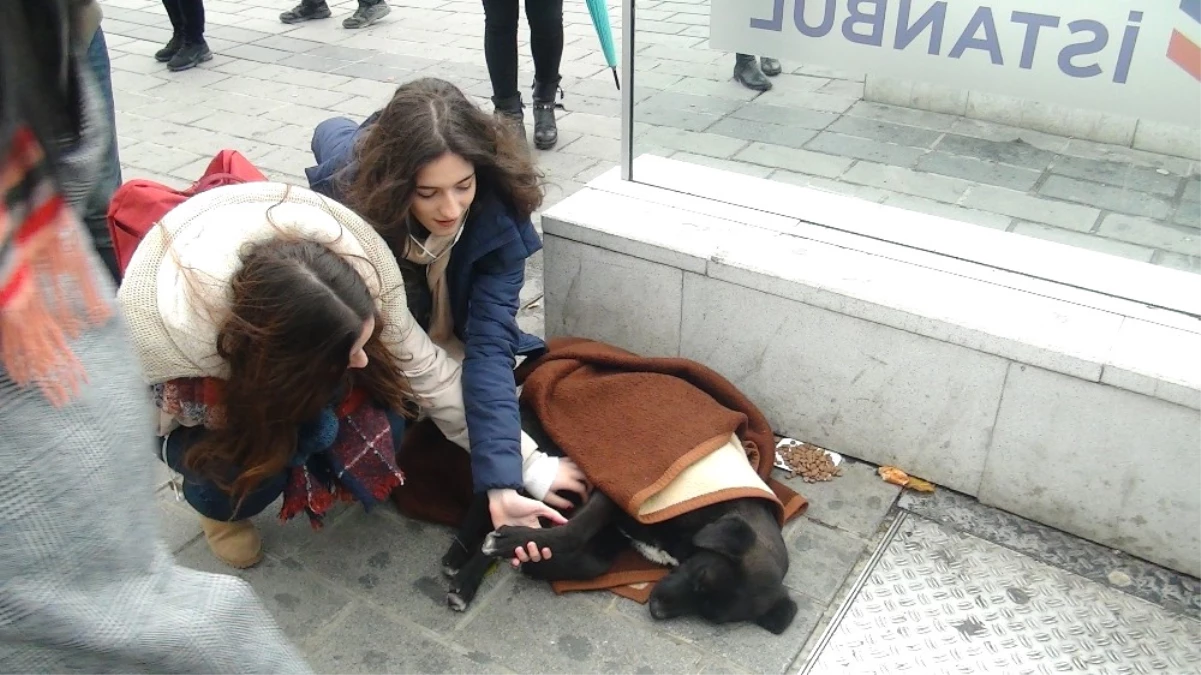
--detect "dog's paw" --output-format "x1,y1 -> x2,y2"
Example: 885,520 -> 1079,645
480,531 -> 503,556
447,590 -> 469,612
441,563 -> 459,579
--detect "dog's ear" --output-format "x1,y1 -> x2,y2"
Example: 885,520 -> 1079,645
755,594 -> 798,635
692,517 -> 756,559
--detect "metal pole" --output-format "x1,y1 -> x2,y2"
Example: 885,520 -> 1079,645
620,0 -> 635,181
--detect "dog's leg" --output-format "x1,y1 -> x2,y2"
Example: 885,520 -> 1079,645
519,525 -> 627,581
441,493 -> 492,578
447,549 -> 496,612
480,491 -> 620,558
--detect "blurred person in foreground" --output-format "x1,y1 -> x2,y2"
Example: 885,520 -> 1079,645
0,1 -> 311,671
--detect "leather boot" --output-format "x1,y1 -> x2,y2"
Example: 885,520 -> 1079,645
531,78 -> 563,150
492,93 -> 527,144
199,516 -> 263,569
760,57 -> 782,77
734,53 -> 772,91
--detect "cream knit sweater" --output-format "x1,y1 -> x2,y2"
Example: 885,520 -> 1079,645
117,183 -> 557,497
119,183 -> 472,449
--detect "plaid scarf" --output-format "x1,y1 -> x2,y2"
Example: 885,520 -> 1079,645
0,126 -> 110,406
155,378 -> 406,528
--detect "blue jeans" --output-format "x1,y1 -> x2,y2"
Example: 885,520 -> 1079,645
305,116 -> 362,200
84,28 -> 123,282
161,410 -> 409,521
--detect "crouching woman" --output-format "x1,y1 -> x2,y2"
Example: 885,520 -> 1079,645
117,182 -> 565,568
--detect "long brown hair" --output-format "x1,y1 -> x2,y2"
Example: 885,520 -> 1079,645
183,236 -> 418,502
343,77 -> 544,254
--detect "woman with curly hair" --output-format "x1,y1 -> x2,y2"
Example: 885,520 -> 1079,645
118,183 -> 571,568
305,78 -> 587,556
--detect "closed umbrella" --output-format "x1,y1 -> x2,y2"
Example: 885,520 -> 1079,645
586,0 -> 619,89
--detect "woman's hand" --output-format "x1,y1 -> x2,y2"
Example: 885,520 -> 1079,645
542,457 -> 590,510
487,488 -> 566,567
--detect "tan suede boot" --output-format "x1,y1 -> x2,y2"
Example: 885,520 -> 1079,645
198,516 -> 263,569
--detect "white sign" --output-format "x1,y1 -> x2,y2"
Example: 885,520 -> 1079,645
710,0 -> 1201,128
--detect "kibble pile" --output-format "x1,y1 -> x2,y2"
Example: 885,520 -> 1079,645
777,442 -> 842,483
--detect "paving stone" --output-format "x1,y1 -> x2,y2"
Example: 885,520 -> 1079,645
706,118 -> 817,150
846,101 -> 961,132
299,509 -> 502,633
557,112 -> 622,140
728,103 -> 837,131
559,134 -> 621,163
826,116 -> 943,149
640,91 -> 746,118
1049,156 -> 1182,197
611,592 -> 821,675
764,90 -> 859,115
915,151 -> 1042,191
254,35 -> 328,54
671,152 -> 776,179
947,118 -> 1071,154
1039,175 -> 1174,220
935,133 -> 1057,170
175,542 -> 355,643
1173,199 -> 1200,229
961,184 -> 1101,230
772,460 -> 901,539
1184,176 -> 1201,202
302,602 -> 501,674
734,142 -> 854,178
205,25 -> 274,44
190,110 -> 292,139
805,132 -> 926,168
1010,222 -> 1156,262
1154,252 -> 1201,273
120,141 -> 205,174
882,194 -> 1013,230
664,77 -> 760,102
222,43 -> 294,64
457,577 -> 708,674
1095,214 -> 1201,256
784,519 -> 869,604
843,162 -> 971,204
636,126 -> 749,159
819,79 -> 866,99
1063,138 -> 1195,176
770,170 -> 890,203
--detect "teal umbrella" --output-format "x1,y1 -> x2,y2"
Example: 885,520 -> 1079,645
586,0 -> 619,89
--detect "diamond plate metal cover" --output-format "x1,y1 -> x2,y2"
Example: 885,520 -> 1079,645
800,514 -> 1201,675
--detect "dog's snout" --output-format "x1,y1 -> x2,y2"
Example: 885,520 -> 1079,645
648,598 -> 668,620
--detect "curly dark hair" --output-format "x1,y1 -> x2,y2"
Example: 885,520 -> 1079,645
342,77 -> 544,254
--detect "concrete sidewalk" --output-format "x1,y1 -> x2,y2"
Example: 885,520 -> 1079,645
100,0 -> 1199,671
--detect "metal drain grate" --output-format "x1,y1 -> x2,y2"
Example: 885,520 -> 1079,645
799,513 -> 1201,675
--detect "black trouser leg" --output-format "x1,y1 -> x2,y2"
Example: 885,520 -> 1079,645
178,0 -> 206,42
161,0 -> 184,35
482,0 -> 520,100
525,0 -> 564,87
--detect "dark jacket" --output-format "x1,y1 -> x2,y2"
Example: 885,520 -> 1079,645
306,116 -> 546,493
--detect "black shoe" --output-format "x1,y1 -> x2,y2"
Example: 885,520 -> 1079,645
734,53 -> 772,91
531,78 -> 563,150
167,40 -> 212,72
492,93 -> 527,144
155,33 -> 183,62
760,57 -> 782,77
343,1 -> 390,28
280,1 -> 331,23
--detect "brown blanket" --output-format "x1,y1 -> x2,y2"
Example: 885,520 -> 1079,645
391,337 -> 807,602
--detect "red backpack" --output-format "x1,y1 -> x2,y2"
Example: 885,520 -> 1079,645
106,149 -> 268,277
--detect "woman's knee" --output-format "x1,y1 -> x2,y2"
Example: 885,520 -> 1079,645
525,0 -> 563,27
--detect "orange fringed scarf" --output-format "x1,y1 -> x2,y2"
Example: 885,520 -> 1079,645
0,126 -> 112,406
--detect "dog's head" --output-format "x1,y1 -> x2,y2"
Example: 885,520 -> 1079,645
647,516 -> 797,634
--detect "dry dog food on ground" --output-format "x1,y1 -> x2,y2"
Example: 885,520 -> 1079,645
777,440 -> 842,483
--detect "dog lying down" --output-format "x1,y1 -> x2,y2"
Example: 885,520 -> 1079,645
440,408 -> 799,635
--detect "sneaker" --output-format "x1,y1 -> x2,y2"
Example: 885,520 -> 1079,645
154,34 -> 183,63
167,40 -> 213,72
342,1 -> 390,29
280,1 -> 332,24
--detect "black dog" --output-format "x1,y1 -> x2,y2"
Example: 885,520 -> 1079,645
440,409 -> 798,634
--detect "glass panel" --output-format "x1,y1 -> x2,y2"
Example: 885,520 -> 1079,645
628,0 -> 1201,278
